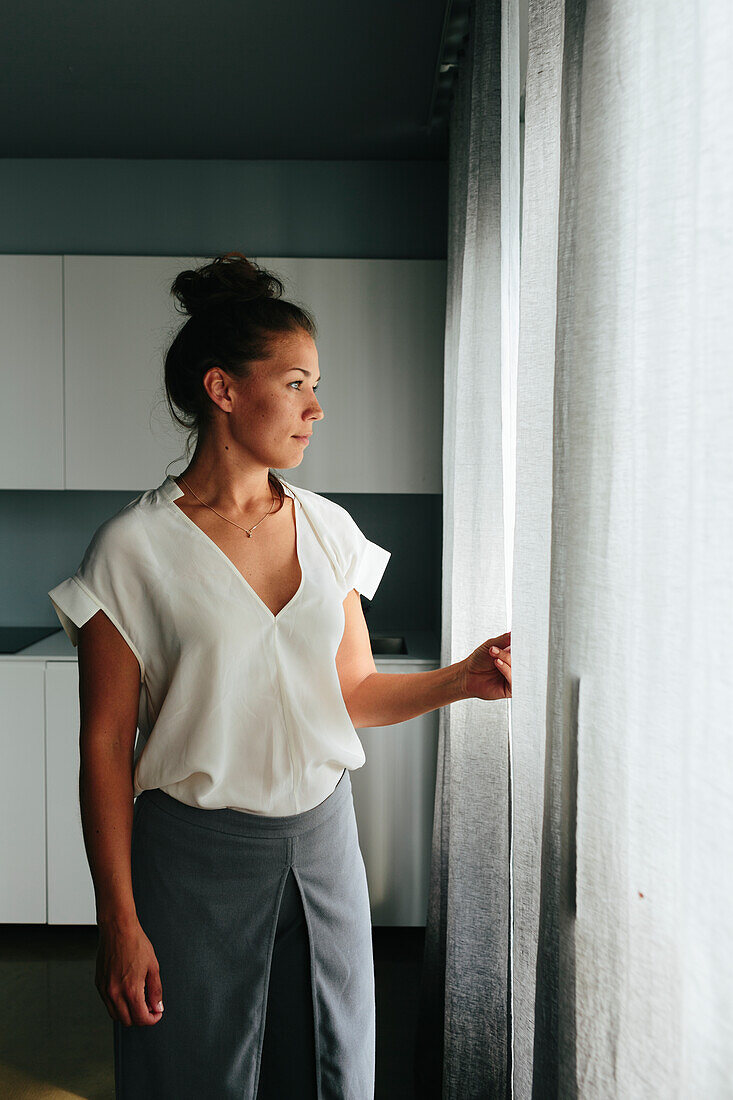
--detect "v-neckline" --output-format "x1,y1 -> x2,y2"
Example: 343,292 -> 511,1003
160,474 -> 305,623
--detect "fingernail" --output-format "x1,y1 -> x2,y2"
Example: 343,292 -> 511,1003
490,646 -> 499,654
496,658 -> 504,665
156,1001 -> 164,1012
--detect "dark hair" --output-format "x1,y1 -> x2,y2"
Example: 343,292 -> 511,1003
163,251 -> 317,503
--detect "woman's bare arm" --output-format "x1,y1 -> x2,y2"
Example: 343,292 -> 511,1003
77,610 -> 164,1026
77,609 -> 140,928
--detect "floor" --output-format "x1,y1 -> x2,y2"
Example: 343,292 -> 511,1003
0,923 -> 427,1099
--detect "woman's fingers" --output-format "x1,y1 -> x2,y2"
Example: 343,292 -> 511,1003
489,644 -> 511,664
126,981 -> 159,1026
146,966 -> 164,1018
490,644 -> 511,689
111,988 -> 133,1027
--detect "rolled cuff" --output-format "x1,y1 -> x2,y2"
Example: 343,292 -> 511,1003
48,575 -> 145,681
349,540 -> 391,601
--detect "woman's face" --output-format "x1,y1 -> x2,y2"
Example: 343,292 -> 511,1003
204,328 -> 324,470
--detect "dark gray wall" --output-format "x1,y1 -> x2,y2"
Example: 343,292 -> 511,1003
0,159 -> 447,257
1,158 -> 445,636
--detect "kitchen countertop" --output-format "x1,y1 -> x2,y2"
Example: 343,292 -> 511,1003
5,628 -> 441,665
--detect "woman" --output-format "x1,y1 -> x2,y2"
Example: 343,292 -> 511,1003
48,252 -> 511,1099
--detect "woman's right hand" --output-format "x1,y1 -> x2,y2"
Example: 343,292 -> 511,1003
95,919 -> 165,1027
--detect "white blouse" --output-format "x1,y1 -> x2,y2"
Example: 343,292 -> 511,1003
48,473 -> 391,815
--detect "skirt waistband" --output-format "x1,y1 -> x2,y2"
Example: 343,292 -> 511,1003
135,767 -> 351,838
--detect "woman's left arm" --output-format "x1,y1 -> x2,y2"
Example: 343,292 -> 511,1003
337,590 -> 511,729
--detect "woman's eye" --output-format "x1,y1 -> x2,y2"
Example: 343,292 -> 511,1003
289,381 -> 319,392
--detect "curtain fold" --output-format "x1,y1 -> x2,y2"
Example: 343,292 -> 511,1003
511,0 -> 565,1093
414,0 -> 519,1095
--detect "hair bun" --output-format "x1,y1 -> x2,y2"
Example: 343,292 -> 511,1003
171,252 -> 285,318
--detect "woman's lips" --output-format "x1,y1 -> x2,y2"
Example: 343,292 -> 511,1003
293,435 -> 311,444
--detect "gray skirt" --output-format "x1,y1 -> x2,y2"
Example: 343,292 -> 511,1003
113,767 -> 375,1099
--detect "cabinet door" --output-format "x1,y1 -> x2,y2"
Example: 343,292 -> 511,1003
263,257 -> 446,493
349,660 -> 440,926
0,256 -> 64,489
44,661 -> 97,924
63,255 -> 200,490
0,662 -> 46,921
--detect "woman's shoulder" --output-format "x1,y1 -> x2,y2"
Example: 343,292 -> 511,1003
278,478 -> 390,601
278,478 -> 354,527
80,490 -> 157,569
278,480 -> 365,562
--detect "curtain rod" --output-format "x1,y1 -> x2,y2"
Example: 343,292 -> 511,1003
425,0 -> 472,131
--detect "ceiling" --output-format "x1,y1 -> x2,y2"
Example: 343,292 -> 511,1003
1,0 -> 454,160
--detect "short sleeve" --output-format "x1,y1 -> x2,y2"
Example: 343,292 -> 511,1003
338,512 -> 392,601
47,513 -> 146,681
48,575 -> 104,647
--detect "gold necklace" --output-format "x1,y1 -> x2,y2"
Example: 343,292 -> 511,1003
176,475 -> 278,538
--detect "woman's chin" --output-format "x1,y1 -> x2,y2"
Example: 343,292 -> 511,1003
278,451 -> 304,470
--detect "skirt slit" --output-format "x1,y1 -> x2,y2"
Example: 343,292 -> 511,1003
255,865 -> 318,1099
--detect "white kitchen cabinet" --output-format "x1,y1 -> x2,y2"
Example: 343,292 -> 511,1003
63,255 -> 199,491
0,661 -> 47,922
44,661 -> 97,924
351,660 -> 440,926
62,255 -> 445,493
0,255 -> 64,490
0,253 -> 445,492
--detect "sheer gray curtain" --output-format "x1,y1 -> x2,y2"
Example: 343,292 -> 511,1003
414,0 -> 519,1095
417,0 -> 732,1095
